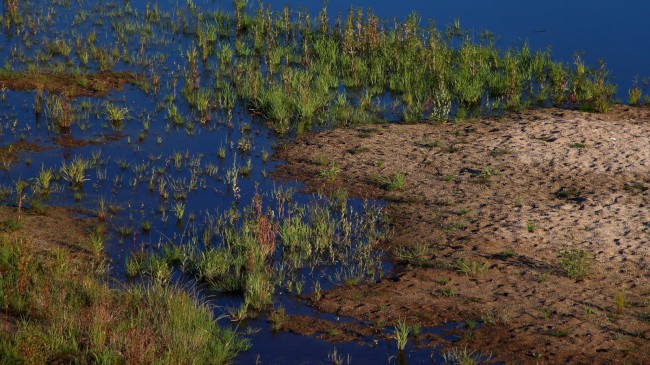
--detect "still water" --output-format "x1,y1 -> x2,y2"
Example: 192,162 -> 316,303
259,0 -> 650,96
0,1 -> 646,363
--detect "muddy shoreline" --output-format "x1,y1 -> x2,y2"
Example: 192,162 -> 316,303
275,106 -> 650,363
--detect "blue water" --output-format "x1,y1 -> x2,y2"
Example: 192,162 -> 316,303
0,1 -> 645,363
254,0 -> 650,97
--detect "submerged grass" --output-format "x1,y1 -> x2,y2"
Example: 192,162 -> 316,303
2,0 -> 620,139
128,190 -> 387,311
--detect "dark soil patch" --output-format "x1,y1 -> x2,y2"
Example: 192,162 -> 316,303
0,205 -> 94,260
0,71 -> 142,97
0,141 -> 51,166
278,315 -> 375,343
54,132 -> 127,148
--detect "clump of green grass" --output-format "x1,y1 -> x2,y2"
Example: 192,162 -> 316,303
526,221 -> 536,233
34,165 -> 53,195
60,156 -> 89,190
372,172 -> 407,191
245,268 -> 274,309
558,248 -> 593,281
541,307 -> 554,319
0,218 -> 22,232
104,102 -> 130,125
614,291 -> 626,313
454,257 -> 490,276
319,164 -> 341,182
442,345 -> 492,364
384,173 -> 406,191
45,94 -> 73,129
394,242 -> 435,267
628,85 -> 642,105
439,287 -> 457,297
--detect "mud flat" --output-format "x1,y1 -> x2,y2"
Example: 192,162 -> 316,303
277,105 -> 650,363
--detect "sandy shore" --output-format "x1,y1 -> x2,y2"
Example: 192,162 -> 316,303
276,105 -> 650,363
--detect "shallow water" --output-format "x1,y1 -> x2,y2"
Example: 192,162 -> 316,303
0,0 -> 645,363
258,0 -> 650,97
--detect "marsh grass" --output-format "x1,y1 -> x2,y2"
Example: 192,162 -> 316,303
394,242 -> 435,267
44,0 -> 616,136
319,164 -> 342,182
60,156 -> 89,190
394,319 -> 410,351
104,102 -> 130,124
131,191 -> 386,315
0,1 -> 631,362
268,307 -> 288,331
34,165 -> 53,195
628,85 -> 642,105
378,173 -> 406,191
45,94 -> 73,129
442,345 -> 492,365
0,229 -> 248,365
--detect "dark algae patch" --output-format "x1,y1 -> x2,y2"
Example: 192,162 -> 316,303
0,71 -> 140,97
0,141 -> 50,167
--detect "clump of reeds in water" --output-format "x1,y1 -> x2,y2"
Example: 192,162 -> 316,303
2,0 -> 618,137
127,188 -> 387,313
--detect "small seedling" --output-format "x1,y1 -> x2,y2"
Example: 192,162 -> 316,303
526,221 -> 536,233
550,328 -> 570,337
465,319 -> 477,329
569,142 -> 588,149
537,272 -> 549,283
614,292 -> 626,313
385,173 -> 406,191
439,287 -> 456,297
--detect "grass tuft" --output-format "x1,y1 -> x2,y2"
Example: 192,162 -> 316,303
558,248 -> 593,281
